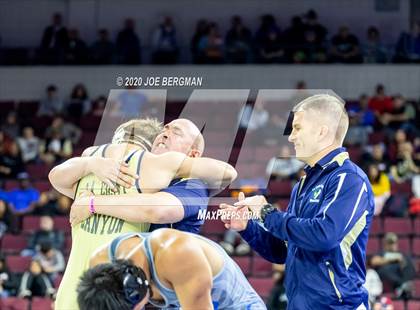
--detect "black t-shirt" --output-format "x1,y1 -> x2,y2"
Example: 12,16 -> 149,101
332,35 -> 359,54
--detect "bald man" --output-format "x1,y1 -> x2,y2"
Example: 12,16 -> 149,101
220,95 -> 375,309
66,118 -> 214,233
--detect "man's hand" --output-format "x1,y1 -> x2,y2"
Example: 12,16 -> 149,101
234,194 -> 268,217
70,195 -> 91,226
88,157 -> 138,191
219,192 -> 251,231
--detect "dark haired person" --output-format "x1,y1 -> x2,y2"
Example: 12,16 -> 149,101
77,228 -> 265,310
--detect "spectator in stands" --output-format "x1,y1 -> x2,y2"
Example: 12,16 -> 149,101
1,112 -> 19,139
258,28 -> 286,63
197,22 -> 224,64
37,84 -> 65,116
220,229 -> 251,256
151,16 -> 178,64
90,29 -> 115,64
353,94 -> 376,128
17,127 -> 41,163
266,145 -> 303,181
6,172 -> 39,216
116,18 -> 141,64
344,110 -> 370,146
261,113 -> 286,146
368,84 -> 393,124
363,26 -> 387,63
256,14 -> 281,50
0,141 -> 25,178
330,26 -> 363,63
18,259 -> 55,298
112,86 -> 148,118
372,297 -> 393,310
45,116 -> 82,146
91,95 -> 107,117
33,189 -> 60,216
367,163 -> 391,215
302,9 -> 327,47
394,21 -> 420,63
24,216 -> 65,257
379,95 -> 417,136
363,143 -> 391,173
33,241 -> 65,281
39,13 -> 68,64
371,233 -> 415,299
67,83 -> 91,118
191,19 -> 209,63
390,141 -> 419,183
0,254 -> 16,298
296,24 -> 328,63
238,100 -> 269,132
0,200 -> 13,238
34,189 -> 71,216
64,29 -> 87,65
225,16 -> 252,64
364,257 -> 383,308
41,127 -> 73,164
267,264 -> 287,310
283,16 -> 305,62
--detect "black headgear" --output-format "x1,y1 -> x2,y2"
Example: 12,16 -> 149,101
122,265 -> 151,306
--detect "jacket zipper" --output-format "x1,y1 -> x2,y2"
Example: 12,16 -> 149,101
325,261 -> 343,303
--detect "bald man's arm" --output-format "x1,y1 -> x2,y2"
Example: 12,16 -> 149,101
148,151 -> 237,189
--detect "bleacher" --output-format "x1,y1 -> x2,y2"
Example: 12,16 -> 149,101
0,98 -> 419,309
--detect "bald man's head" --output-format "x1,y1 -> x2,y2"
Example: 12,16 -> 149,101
152,118 -> 205,157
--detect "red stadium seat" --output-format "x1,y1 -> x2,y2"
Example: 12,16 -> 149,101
201,219 -> 225,235
391,300 -> 405,310
31,297 -> 53,310
390,181 -> 412,196
53,274 -> 63,289
6,255 -> 31,273
33,180 -> 51,192
252,256 -> 272,277
414,279 -> 420,299
413,238 -> 420,257
1,234 -> 27,254
233,256 -> 251,276
383,218 -> 413,236
255,147 -> 278,161
80,116 -> 101,130
26,163 -> 50,180
369,217 -> 383,236
268,180 -> 292,197
22,216 -> 42,234
368,132 -> 385,145
347,147 -> 362,164
407,300 -> 420,310
0,297 -> 30,310
366,237 -> 380,255
17,100 -> 40,119
414,218 -> 420,236
248,277 -> 274,299
4,180 -> 19,191
396,237 -> 410,254
53,216 -> 71,234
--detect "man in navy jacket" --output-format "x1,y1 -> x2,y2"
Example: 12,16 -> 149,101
221,94 -> 375,309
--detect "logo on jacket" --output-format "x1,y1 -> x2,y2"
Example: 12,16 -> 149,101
309,185 -> 324,203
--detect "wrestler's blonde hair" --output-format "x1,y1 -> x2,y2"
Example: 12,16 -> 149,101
112,118 -> 162,151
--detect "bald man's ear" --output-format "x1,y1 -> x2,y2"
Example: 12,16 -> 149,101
188,149 -> 202,158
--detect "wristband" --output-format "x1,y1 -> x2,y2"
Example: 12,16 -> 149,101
89,197 -> 96,214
